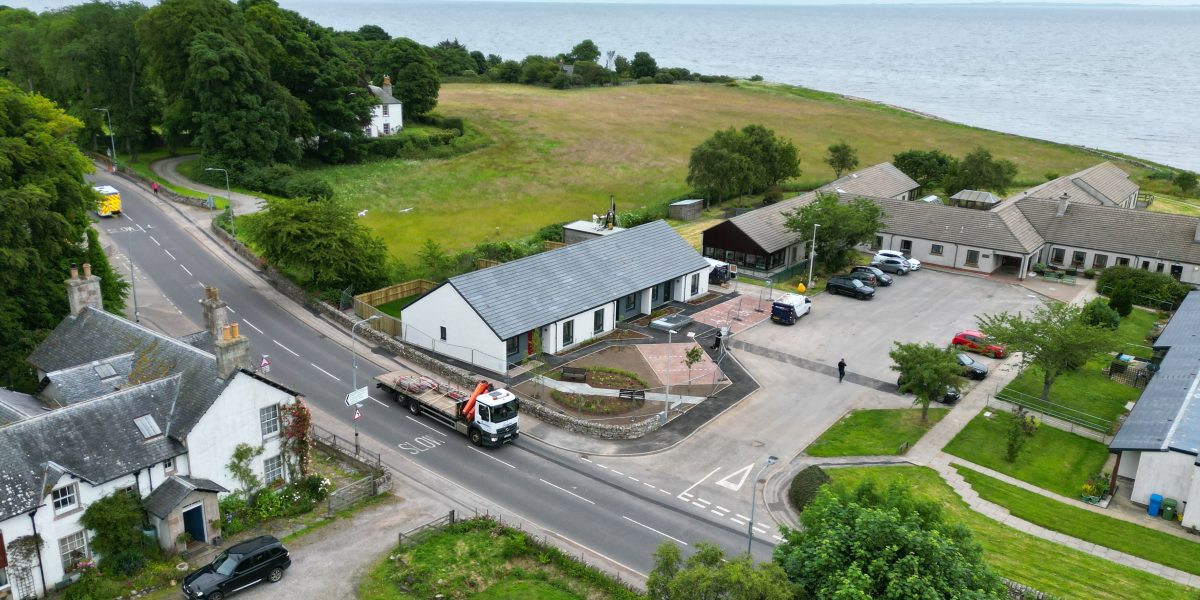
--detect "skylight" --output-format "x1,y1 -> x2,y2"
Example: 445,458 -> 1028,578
93,363 -> 117,378
134,414 -> 162,439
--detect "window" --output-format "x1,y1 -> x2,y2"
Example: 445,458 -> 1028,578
1117,257 -> 1130,267
593,309 -> 604,334
0,565 -> 7,588
965,250 -> 980,267
133,414 -> 161,439
690,273 -> 699,296
1142,260 -> 1150,270
1051,248 -> 1065,264
439,326 -> 447,341
51,484 -> 78,513
623,294 -> 636,311
260,405 -> 280,438
382,123 -> 391,135
59,530 -> 89,573
381,104 -> 389,117
164,457 -> 175,474
931,244 -> 944,256
1157,263 -> 1165,273
562,321 -> 574,346
363,126 -> 372,136
506,337 -> 519,355
263,455 -> 284,485
900,239 -> 912,253
873,235 -> 883,250
1093,254 -> 1108,269
1072,251 -> 1086,268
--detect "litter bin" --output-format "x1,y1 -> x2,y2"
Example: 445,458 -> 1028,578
1162,498 -> 1178,521
1148,493 -> 1163,517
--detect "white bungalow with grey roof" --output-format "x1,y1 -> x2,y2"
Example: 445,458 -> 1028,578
401,221 -> 712,373
1110,292 -> 1200,528
365,75 -> 403,137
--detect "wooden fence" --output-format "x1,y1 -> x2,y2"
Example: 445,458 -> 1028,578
352,279 -> 437,337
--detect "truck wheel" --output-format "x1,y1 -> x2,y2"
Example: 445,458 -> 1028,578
469,428 -> 483,446
407,398 -> 420,416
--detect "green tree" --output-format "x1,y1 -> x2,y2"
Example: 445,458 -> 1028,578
375,37 -> 440,115
892,149 -> 956,195
84,227 -> 129,314
977,301 -> 1114,402
571,60 -> 616,86
741,124 -> 801,189
630,51 -> 657,78
648,542 -> 793,600
889,342 -> 962,421
416,239 -> 454,281
79,489 -> 149,572
942,147 -> 1018,197
775,482 -> 1005,599
686,128 -> 756,204
240,196 -> 390,291
1080,297 -> 1120,330
824,140 -> 859,177
569,38 -> 601,63
613,54 -> 630,76
1108,284 -> 1134,317
784,192 -> 885,273
429,39 -> 477,76
1176,171 -> 1198,195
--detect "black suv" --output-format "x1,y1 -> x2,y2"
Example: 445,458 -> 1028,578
850,265 -> 893,286
183,535 -> 291,600
826,276 -> 875,299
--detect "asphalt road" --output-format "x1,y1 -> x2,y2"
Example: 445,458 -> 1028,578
86,172 -> 777,577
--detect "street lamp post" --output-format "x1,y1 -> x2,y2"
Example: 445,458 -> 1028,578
663,329 -> 677,424
205,167 -> 234,236
806,223 -> 821,289
128,253 -> 139,323
93,108 -> 116,171
350,315 -> 381,454
747,455 -> 778,555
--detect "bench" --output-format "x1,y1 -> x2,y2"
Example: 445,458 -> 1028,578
619,389 -> 646,401
561,366 -> 587,382
1042,272 -> 1077,285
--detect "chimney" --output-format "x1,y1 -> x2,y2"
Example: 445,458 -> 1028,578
1056,195 -> 1069,217
200,286 -> 230,339
66,262 -> 103,316
1193,221 -> 1200,243
214,322 -> 251,380
382,74 -> 392,96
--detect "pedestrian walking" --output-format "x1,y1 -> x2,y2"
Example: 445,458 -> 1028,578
711,329 -> 722,350
151,180 -> 159,195
837,358 -> 847,383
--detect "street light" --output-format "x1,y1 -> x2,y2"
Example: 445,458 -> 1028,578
205,167 -> 234,236
93,108 -> 116,171
350,315 -> 381,454
747,455 -> 778,555
663,329 -> 677,424
806,223 -> 821,289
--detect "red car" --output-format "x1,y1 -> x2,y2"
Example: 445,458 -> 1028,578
952,330 -> 1006,358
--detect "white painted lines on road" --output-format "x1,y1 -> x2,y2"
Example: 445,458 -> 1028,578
149,235 -> 161,246
405,415 -> 448,437
164,249 -> 177,261
730,517 -> 747,526
736,514 -> 751,522
772,535 -> 785,542
610,469 -> 624,476
694,498 -> 711,506
242,319 -> 264,335
470,446 -> 516,469
310,363 -> 341,381
136,223 -> 146,233
595,464 -> 608,469
539,479 -> 595,505
180,264 -> 193,277
580,457 -> 592,463
622,516 -> 688,546
642,482 -> 656,489
679,467 -> 720,499
692,502 -> 707,509
714,506 -> 730,514
659,489 -> 671,495
711,509 -> 725,516
227,306 -> 236,314
273,340 -> 300,357
627,476 -> 639,482
370,397 -> 388,407
752,525 -> 767,534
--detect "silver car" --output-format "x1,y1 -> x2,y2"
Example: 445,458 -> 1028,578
875,249 -> 921,270
871,256 -> 910,275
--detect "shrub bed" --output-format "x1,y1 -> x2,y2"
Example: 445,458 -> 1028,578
1096,265 -> 1191,309
219,473 -> 333,537
550,390 -> 645,415
788,465 -> 831,512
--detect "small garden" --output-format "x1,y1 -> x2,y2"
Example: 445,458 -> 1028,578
804,408 -> 949,457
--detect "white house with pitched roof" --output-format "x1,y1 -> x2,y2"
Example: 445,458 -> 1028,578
364,75 -> 403,137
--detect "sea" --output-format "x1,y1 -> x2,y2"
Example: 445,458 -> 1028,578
11,1 -> 1200,171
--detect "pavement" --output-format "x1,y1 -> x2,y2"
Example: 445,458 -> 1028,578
152,155 -> 264,218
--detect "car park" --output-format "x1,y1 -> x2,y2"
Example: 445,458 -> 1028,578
957,352 -> 989,379
875,250 -> 921,271
952,329 -> 1006,358
845,271 -> 878,287
183,535 -> 292,600
826,276 -> 875,299
871,256 -> 910,275
850,265 -> 892,286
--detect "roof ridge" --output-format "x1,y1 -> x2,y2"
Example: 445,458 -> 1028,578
0,373 -> 183,434
45,351 -> 137,377
82,307 -> 217,361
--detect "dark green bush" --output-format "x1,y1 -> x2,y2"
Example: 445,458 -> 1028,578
617,203 -> 668,228
1096,265 -> 1191,309
788,465 -> 832,512
1109,285 -> 1134,317
441,117 -> 465,136
1081,297 -> 1120,329
749,74 -> 764,81
653,71 -> 675,84
63,570 -> 124,600
636,76 -> 654,84
240,164 -> 333,201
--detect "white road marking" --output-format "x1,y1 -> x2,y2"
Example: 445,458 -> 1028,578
642,482 -> 656,489
273,340 -> 300,356
622,516 -> 688,546
580,457 -> 593,463
730,517 -> 747,526
180,264 -> 193,276
227,306 -> 236,314
242,319 -> 264,334
471,447 -> 516,469
757,522 -> 770,529
371,397 -> 387,407
711,509 -> 725,516
679,467 -> 720,498
596,464 -> 609,470
136,223 -> 146,232
678,492 -> 693,499
736,514 -> 751,522
164,249 -> 176,261
752,526 -> 767,534
772,535 -> 784,541
540,479 -> 595,505
695,498 -> 711,506
310,363 -> 340,381
149,235 -> 161,246
610,469 -> 624,476
628,476 -> 639,482
714,505 -> 730,513
715,463 -> 755,491
405,416 -> 448,437
692,502 -> 707,509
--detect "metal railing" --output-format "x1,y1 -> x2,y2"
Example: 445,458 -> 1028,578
990,386 -> 1113,438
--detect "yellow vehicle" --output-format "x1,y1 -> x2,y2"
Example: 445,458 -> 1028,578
93,185 -> 122,217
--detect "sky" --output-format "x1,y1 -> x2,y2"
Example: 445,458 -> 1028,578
4,0 -> 1200,9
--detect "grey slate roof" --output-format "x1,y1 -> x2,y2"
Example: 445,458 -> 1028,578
720,192 -> 818,254
1111,291 -> 1200,459
143,475 -> 227,519
951,190 -> 1001,205
44,352 -> 134,406
367,84 -> 401,106
1020,162 -> 1138,206
0,389 -> 44,425
442,220 -> 711,340
1015,196 -> 1200,265
819,163 -> 919,200
875,196 -> 1045,254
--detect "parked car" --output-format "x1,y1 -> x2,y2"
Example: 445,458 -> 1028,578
826,276 -> 875,299
875,249 -> 922,271
897,375 -> 961,403
183,535 -> 291,600
952,329 -> 1007,358
844,270 -> 878,287
957,352 -> 989,380
850,265 -> 893,286
871,256 -> 911,275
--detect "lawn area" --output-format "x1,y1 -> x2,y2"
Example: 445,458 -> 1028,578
1111,307 -> 1161,354
376,295 -> 419,318
954,465 -> 1200,577
826,466 -> 1197,600
805,408 -> 949,457
318,81 -> 1131,262
944,409 -> 1110,497
359,518 -> 637,600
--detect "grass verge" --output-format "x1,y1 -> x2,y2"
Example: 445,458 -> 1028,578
826,466 -> 1196,600
944,409 -> 1109,497
805,408 -> 949,457
954,465 -> 1200,577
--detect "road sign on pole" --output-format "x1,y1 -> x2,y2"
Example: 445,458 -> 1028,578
353,408 -> 362,421
345,386 -> 368,407
260,355 -> 271,373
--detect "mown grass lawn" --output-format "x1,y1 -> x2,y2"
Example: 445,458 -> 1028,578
943,409 -> 1109,497
805,408 -> 949,457
1110,307 -> 1161,354
376,295 -> 420,318
826,466 -> 1196,600
317,81 -> 1130,262
955,465 -> 1200,577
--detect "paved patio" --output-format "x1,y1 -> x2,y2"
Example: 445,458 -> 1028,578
690,293 -> 773,334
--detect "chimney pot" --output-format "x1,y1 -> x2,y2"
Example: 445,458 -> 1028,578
70,263 -> 79,280
222,324 -> 231,340
82,263 -> 92,279
231,322 -> 240,338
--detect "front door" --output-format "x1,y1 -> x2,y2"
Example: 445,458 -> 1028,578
182,504 -> 206,544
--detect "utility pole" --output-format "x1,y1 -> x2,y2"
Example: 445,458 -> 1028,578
93,108 -> 116,171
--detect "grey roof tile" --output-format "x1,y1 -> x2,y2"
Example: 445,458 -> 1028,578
875,196 -> 1044,254
367,84 -> 401,106
1015,196 -> 1200,264
143,475 -> 227,519
0,389 -> 44,425
951,190 -> 1001,205
44,353 -> 134,406
818,162 -> 919,199
1020,162 -> 1138,206
443,220 -> 710,340
717,192 -> 818,254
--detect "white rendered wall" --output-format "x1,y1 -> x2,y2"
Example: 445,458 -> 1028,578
367,102 -> 403,137
1129,450 -> 1196,506
402,284 -> 507,372
185,373 -> 294,494
1182,465 -> 1200,528
1117,450 -> 1141,479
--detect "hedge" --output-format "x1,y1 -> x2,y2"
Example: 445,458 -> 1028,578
789,465 -> 832,512
1096,266 -> 1191,309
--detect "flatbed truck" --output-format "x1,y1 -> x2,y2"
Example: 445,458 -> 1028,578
375,372 -> 519,447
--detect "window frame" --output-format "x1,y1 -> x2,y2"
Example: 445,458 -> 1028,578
1092,254 -> 1108,269
381,103 -> 389,117
690,273 -> 699,296
965,250 -> 980,267
1051,247 -> 1065,264
562,320 -> 575,346
1071,251 -> 1086,268
263,454 -> 285,485
163,457 -> 176,475
260,404 -> 280,439
439,326 -> 447,341
593,309 -> 604,334
51,483 -> 79,514
58,530 -> 90,574
382,122 -> 391,135
930,244 -> 944,256
1116,257 -> 1130,267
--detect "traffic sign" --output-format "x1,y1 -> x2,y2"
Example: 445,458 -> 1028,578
353,408 -> 362,420
260,355 -> 271,373
345,386 -> 368,407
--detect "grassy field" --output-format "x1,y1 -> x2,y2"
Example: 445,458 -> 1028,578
955,465 -> 1200,577
316,81 -> 1132,261
944,409 -> 1110,497
827,466 -> 1197,600
805,408 -> 949,457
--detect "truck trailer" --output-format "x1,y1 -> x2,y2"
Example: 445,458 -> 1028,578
375,372 -> 519,447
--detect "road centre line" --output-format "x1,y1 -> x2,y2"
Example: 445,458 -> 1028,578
164,249 -> 176,261
540,479 -> 595,505
273,340 -> 300,356
470,446 -> 516,469
695,498 -> 711,506
180,264 -> 193,277
642,482 -> 656,489
611,469 -> 624,476
580,457 -> 592,463
227,306 -> 236,314
714,506 -> 730,513
659,489 -> 671,495
149,235 -> 161,246
757,522 -> 770,529
310,363 -> 341,381
752,526 -> 767,534
628,476 -> 639,482
242,319 -> 264,334
405,416 -> 448,436
711,510 -> 725,516
730,517 -> 747,525
680,467 -> 721,498
736,514 -> 751,521
692,502 -> 707,509
596,464 -> 608,469
622,516 -> 688,546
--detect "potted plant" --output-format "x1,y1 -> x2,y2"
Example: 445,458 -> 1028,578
1084,268 -> 1096,279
